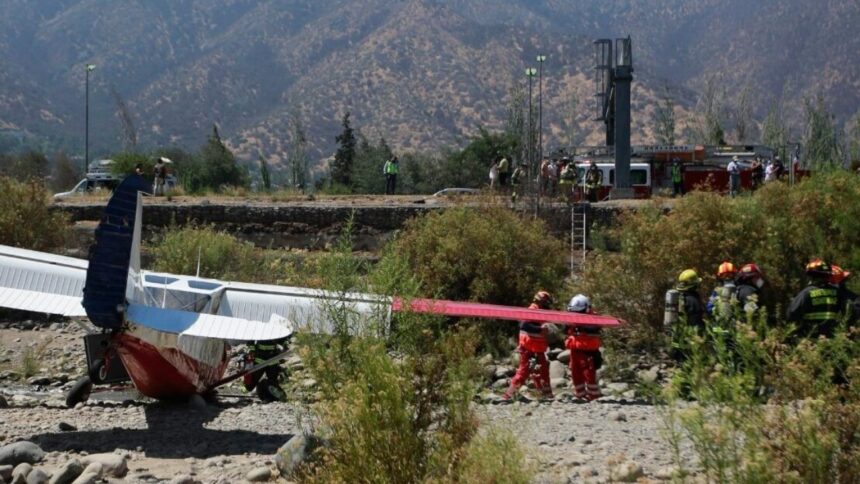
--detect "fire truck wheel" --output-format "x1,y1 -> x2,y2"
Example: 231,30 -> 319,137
66,376 -> 93,408
88,359 -> 108,384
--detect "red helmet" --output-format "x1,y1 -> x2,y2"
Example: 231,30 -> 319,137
716,261 -> 737,280
806,259 -> 831,278
737,263 -> 762,280
533,290 -> 554,309
830,265 -> 851,285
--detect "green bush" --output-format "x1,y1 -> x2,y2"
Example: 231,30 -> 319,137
384,206 -> 568,306
150,226 -> 258,281
578,172 -> 860,346
0,177 -> 68,251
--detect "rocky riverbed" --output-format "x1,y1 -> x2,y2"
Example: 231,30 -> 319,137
0,318 -> 699,483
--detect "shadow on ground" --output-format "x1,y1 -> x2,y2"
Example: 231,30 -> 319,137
30,402 -> 292,458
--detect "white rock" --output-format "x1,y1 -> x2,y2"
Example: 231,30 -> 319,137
609,460 -> 644,482
551,378 -> 568,389
47,459 -> 83,484
12,463 -> 32,484
81,454 -> 126,478
245,466 -> 272,482
25,468 -> 49,484
549,360 -> 567,380
69,471 -> 98,484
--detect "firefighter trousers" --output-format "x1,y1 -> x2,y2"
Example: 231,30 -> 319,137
569,350 -> 601,401
507,349 -> 552,397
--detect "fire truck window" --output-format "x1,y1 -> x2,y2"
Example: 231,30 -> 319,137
631,169 -> 648,185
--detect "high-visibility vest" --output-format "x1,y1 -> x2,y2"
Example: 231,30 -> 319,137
804,287 -> 840,323
671,164 -> 681,183
384,161 -> 399,175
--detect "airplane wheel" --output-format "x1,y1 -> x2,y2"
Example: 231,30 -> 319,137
256,378 -> 277,403
88,359 -> 108,384
66,376 -> 93,408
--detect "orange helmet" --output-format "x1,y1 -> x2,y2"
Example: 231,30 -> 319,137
806,259 -> 831,276
830,265 -> 851,285
533,290 -> 554,309
716,261 -> 737,280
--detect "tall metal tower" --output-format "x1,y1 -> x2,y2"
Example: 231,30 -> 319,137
593,37 -> 634,198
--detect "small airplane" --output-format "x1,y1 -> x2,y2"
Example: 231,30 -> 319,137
0,175 -> 620,407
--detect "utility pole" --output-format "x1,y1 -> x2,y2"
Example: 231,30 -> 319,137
526,68 -> 537,182
537,55 -> 546,168
84,64 -> 96,175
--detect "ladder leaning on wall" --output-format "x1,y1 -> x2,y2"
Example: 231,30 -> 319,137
570,203 -> 587,276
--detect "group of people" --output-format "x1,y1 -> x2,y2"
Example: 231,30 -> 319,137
672,258 -> 857,340
133,157 -> 170,196
502,290 -> 604,402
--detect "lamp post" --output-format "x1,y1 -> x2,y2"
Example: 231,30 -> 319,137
84,64 -> 96,175
536,55 -> 546,167
525,68 -> 537,180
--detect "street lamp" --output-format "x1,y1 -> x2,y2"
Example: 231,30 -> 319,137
84,63 -> 96,175
525,67 -> 537,179
536,55 -> 546,168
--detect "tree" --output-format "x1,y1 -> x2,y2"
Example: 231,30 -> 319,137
762,97 -> 790,159
352,135 -> 393,194
847,111 -> 860,169
802,94 -> 841,169
733,84 -> 755,144
51,152 -> 80,191
693,75 -> 726,145
199,124 -> 247,190
653,84 -> 676,145
288,108 -> 309,190
332,112 -> 356,188
259,155 -> 271,191
505,81 -> 526,164
111,87 -> 137,152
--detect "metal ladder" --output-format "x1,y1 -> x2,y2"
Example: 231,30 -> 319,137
570,202 -> 587,275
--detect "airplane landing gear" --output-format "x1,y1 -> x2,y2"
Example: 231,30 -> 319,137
65,376 -> 93,408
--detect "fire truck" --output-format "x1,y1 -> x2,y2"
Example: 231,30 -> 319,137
560,144 -> 808,201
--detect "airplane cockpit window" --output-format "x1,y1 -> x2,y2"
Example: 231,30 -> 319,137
144,287 -> 211,313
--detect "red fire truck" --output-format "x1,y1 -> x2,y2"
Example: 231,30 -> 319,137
563,144 -> 808,201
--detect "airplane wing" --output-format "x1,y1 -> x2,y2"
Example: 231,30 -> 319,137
0,244 -> 87,317
392,298 -> 621,327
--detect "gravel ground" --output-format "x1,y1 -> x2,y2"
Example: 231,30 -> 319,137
0,320 -> 698,483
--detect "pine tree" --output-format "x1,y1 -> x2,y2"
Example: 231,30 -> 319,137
259,155 -> 271,191
654,85 -> 676,145
332,112 -> 356,187
200,124 -> 246,190
289,109 -> 309,190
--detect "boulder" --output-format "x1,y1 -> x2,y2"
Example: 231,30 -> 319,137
57,422 -> 76,432
493,366 -> 514,379
481,364 -> 497,381
245,467 -> 272,482
11,463 -> 32,484
168,475 -> 198,484
69,471 -> 97,484
47,459 -> 83,484
0,442 -> 45,466
24,468 -> 48,484
0,465 -> 12,481
275,435 -> 321,477
81,454 -> 126,478
0,395 -> 8,408
637,366 -> 660,384
556,350 -> 571,364
550,378 -> 568,389
79,463 -> 101,479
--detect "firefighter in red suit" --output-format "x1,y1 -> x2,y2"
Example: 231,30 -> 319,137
565,294 -> 602,401
503,291 -> 554,401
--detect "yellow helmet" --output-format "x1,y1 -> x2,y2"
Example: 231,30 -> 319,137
677,269 -> 701,290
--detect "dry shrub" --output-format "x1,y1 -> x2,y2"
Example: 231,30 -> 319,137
150,226 -> 258,280
0,177 -> 68,250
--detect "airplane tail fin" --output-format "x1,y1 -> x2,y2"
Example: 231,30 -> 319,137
82,174 -> 151,329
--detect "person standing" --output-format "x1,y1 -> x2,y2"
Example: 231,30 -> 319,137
706,261 -> 737,317
565,294 -> 602,401
383,156 -> 399,195
584,161 -> 602,203
788,259 -> 842,339
676,269 -> 704,329
671,158 -> 683,197
489,161 -> 499,189
735,263 -> 766,316
153,157 -> 167,196
503,291 -> 555,401
497,156 -> 509,187
727,155 -> 741,198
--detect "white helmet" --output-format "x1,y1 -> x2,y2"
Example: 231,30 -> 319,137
567,294 -> 590,313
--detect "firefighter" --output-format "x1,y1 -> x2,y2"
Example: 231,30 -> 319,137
707,261 -> 737,317
565,294 -> 602,401
671,158 -> 683,197
676,269 -> 704,329
244,338 -> 289,402
735,263 -> 766,316
510,162 -> 526,203
788,259 -> 842,338
503,291 -> 554,401
584,161 -> 602,203
830,264 -> 859,324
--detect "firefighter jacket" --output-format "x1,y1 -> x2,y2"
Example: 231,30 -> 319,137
585,167 -> 602,191
788,283 -> 843,338
519,303 -> 548,353
679,289 -> 705,329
